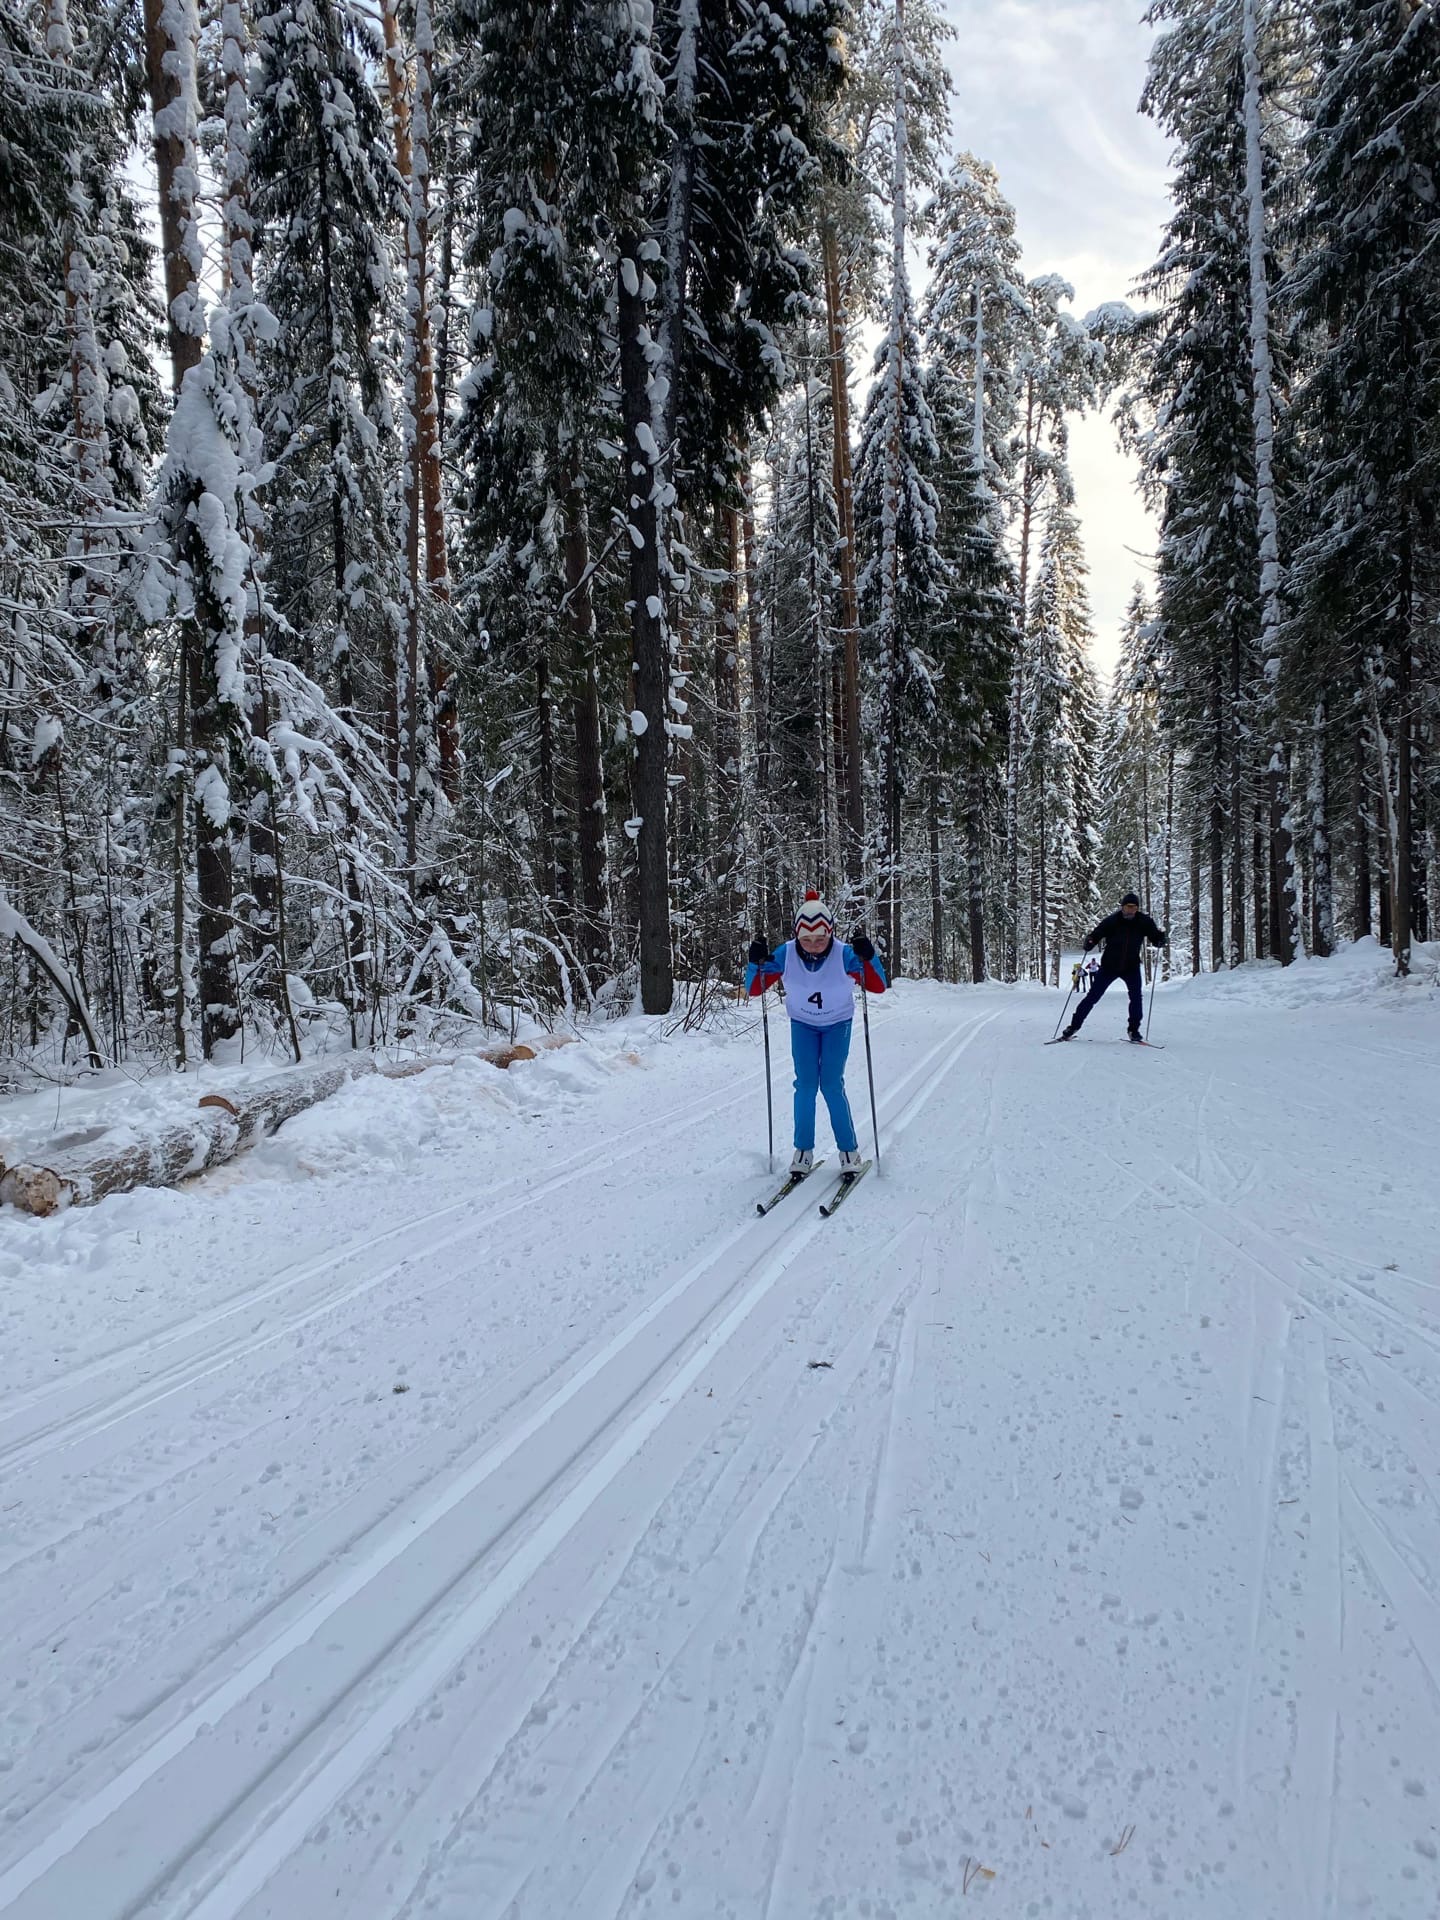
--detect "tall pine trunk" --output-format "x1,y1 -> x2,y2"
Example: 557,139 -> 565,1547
143,0 -> 204,395
314,136 -> 367,1026
966,762 -> 986,983
221,0 -> 285,1022
1241,0 -> 1298,963
564,470 -> 608,978
1162,747 -> 1174,978
741,480 -> 774,932
879,0 -> 908,970
147,0 -> 242,1059
618,238 -> 672,1014
822,218 -> 864,890
536,647 -> 558,925
394,0 -> 441,882
1352,724 -> 1372,939
1393,609 -> 1412,976
1004,376 -> 1038,981
1228,623 -> 1245,967
412,4 -> 456,802
715,509 -> 744,964
927,757 -> 942,979
1309,700 -> 1334,956
1209,785 -> 1225,973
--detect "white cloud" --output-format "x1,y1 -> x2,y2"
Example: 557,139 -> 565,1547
938,0 -> 1174,682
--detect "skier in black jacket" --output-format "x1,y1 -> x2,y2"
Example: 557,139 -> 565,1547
1058,892 -> 1167,1043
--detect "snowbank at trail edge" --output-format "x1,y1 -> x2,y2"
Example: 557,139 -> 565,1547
1159,933 -> 1439,1013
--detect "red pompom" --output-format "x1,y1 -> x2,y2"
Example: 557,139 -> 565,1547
803,888 -> 819,901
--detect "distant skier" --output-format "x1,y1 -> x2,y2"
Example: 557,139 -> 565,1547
1071,955 -> 1100,995
746,892 -> 887,1177
1058,892 -> 1167,1043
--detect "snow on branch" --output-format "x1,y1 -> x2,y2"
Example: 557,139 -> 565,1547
0,890 -> 105,1068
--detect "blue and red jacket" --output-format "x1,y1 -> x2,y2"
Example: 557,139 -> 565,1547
745,940 -> 888,1000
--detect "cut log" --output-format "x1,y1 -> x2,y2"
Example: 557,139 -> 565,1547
0,1037 -> 574,1216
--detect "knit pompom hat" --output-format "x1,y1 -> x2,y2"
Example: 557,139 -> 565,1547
794,890 -> 834,936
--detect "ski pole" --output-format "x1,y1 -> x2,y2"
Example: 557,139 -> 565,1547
860,978 -> 881,1175
760,985 -> 774,1173
1051,980 -> 1077,1042
1144,956 -> 1158,1042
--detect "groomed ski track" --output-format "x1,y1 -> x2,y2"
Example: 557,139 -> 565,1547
2,978 -> 1438,1919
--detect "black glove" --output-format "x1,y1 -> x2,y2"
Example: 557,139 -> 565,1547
747,937 -> 772,966
1158,929 -> 1169,945
1082,940 -> 1094,953
851,934 -> 875,964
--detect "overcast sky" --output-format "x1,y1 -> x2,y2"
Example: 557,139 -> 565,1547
938,0 -> 1175,682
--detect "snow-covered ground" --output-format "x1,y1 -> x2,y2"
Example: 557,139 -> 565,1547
2,941 -> 1438,1920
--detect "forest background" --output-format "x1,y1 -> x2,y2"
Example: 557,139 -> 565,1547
1,0 -> 1435,1074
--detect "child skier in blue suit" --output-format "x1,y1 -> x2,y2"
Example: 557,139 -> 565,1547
744,891 -> 887,1176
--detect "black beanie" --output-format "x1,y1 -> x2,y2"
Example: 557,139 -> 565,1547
1122,891 -> 1140,906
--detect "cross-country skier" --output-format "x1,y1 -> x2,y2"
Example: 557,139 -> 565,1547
746,892 -> 887,1176
1058,892 -> 1167,1043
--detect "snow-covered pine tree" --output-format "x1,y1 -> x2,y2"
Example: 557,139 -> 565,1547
999,274 -> 1103,980
0,0 -> 105,1061
759,358 -> 844,902
1284,0 -> 1440,977
1020,472 -> 1101,983
919,353 -> 1015,981
449,0 -> 666,988
1238,0 -> 1300,966
1097,585 -> 1169,931
919,150 -> 1029,978
1139,1 -> 1272,973
0,0 -> 165,1065
854,268 -> 943,974
813,0 -> 952,892
923,153 -> 1028,502
215,0 -> 293,1035
636,0 -> 845,1006
252,0 -> 404,1017
851,0 -> 953,970
141,0 -> 262,1059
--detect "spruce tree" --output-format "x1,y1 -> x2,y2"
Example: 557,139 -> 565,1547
1285,0 -> 1440,976
1139,6 -> 1266,972
1021,478 -> 1101,983
252,0 -> 404,1014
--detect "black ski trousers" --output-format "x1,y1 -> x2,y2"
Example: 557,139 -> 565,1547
1070,964 -> 1142,1033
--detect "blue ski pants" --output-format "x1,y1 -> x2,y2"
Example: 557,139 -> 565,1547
790,1019 -> 858,1153
1071,964 -> 1143,1033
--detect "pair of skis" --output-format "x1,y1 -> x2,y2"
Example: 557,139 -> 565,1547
756,1157 -> 872,1220
1045,1035 -> 1165,1049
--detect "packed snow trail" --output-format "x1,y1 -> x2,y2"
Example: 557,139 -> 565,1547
1,953 -> 1438,1919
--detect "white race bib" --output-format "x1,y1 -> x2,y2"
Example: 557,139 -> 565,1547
782,938 -> 854,1028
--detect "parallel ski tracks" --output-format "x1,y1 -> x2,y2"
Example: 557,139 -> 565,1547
0,1010 -> 999,1920
0,1076 -> 754,1484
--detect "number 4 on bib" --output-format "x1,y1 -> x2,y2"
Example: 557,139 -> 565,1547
807,991 -> 823,1010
